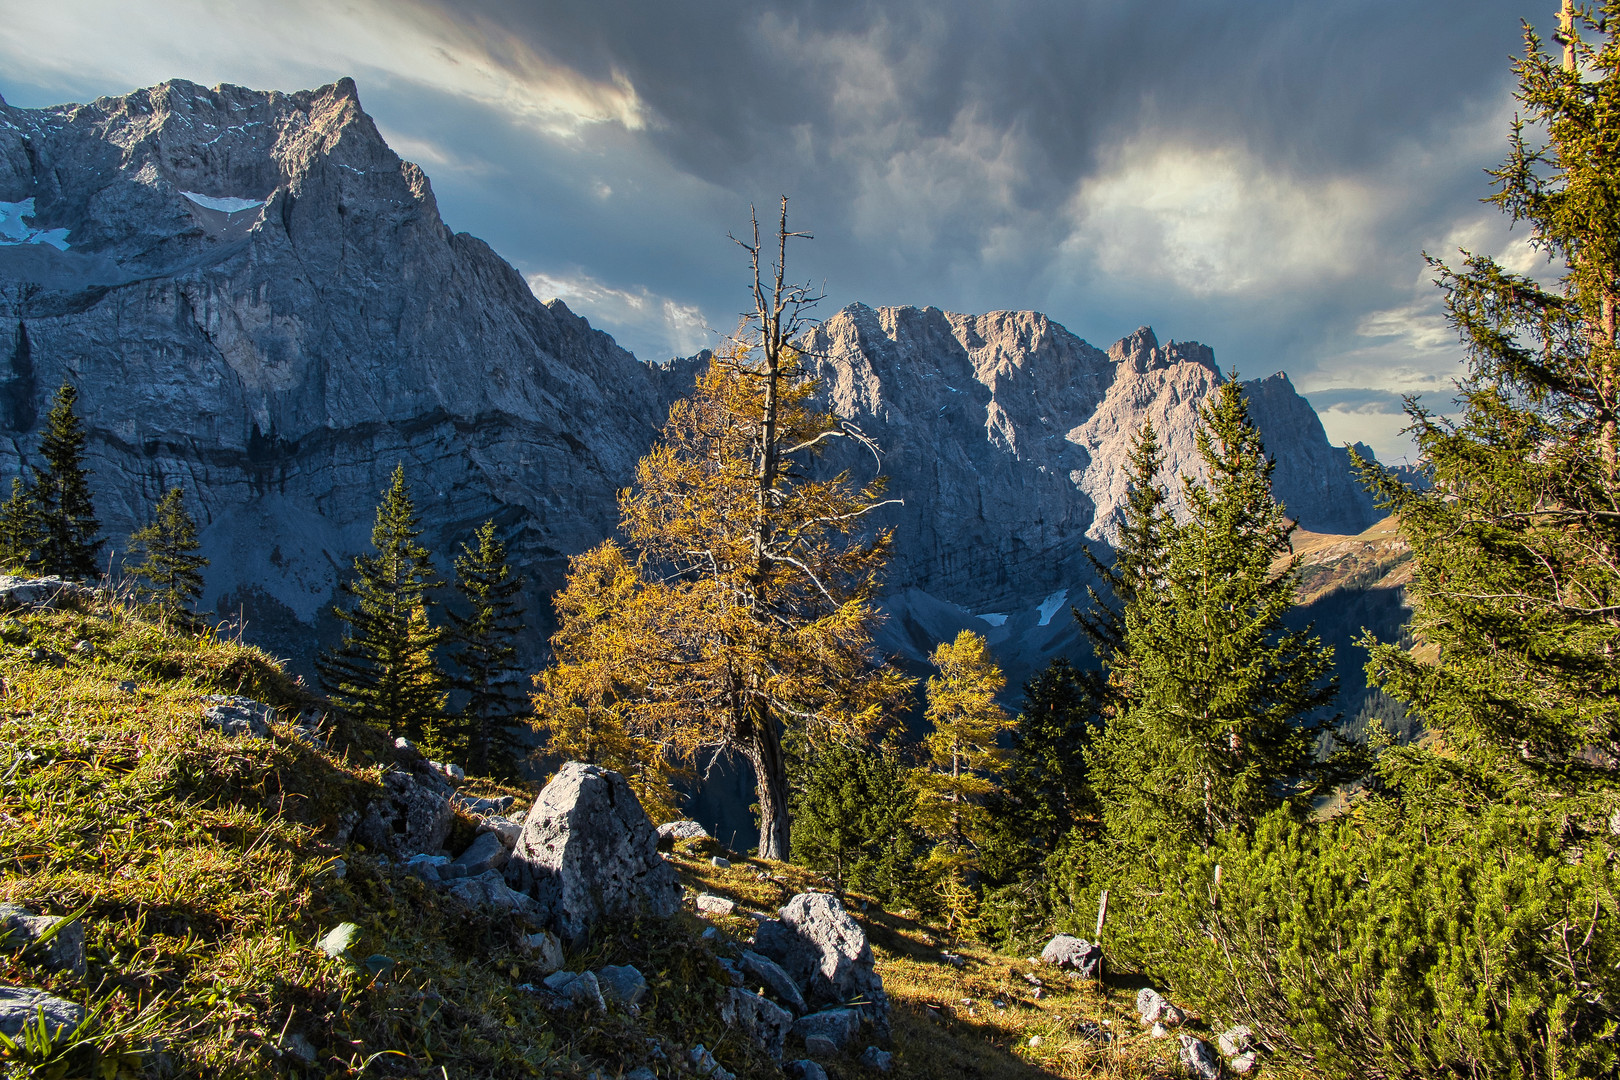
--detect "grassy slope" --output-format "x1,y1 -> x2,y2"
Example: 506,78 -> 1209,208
1,592 -> 1293,1079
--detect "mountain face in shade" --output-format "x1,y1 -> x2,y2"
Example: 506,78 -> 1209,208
0,78 -> 1381,688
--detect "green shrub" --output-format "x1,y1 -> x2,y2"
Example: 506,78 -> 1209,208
1092,808 -> 1618,1079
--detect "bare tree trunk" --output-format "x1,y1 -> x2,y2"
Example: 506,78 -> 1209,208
744,712 -> 792,861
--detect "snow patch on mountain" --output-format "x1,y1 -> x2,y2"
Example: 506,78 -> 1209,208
0,199 -> 71,249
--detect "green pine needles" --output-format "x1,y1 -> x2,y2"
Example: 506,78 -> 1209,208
1090,384 -> 1338,851
126,487 -> 210,622
445,520 -> 528,778
318,465 -> 447,743
30,384 -> 102,579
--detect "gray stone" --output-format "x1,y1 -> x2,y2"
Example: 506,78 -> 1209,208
791,1008 -> 862,1051
656,820 -> 711,842
443,869 -> 544,924
754,893 -> 889,1032
456,793 -> 515,816
0,907 -> 86,978
1230,1050 -> 1258,1074
1218,1025 -> 1253,1057
717,957 -> 744,987
202,695 -> 275,739
722,986 -> 794,1061
276,1031 -> 318,1064
858,1046 -> 894,1072
1178,1034 -> 1221,1080
354,764 -> 454,859
689,1044 -> 735,1080
695,893 -> 735,917
452,831 -> 509,876
505,762 -> 680,943
1040,934 -> 1102,978
787,1060 -> 830,1080
478,815 -> 523,848
596,964 -> 647,1007
541,969 -> 578,991
803,1035 -> 838,1059
0,984 -> 86,1039
522,930 -> 564,974
405,853 -> 452,882
0,576 -> 97,611
624,1069 -> 658,1080
560,971 -> 606,1011
1137,987 -> 1184,1027
742,949 -> 807,1015
72,639 -> 94,657
27,647 -> 66,667
711,856 -> 731,869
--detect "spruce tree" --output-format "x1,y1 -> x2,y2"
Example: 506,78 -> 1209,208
0,476 -> 43,573
1089,381 -> 1337,848
126,486 -> 209,621
445,519 -> 526,777
34,384 -> 101,579
318,465 -> 446,742
791,739 -> 920,901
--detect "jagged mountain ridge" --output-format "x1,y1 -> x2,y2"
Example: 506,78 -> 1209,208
0,77 -> 1380,679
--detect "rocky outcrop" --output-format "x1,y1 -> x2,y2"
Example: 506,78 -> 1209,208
505,762 -> 681,943
753,893 -> 889,1034
353,763 -> 454,859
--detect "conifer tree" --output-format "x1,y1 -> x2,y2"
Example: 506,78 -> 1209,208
532,201 -> 913,859
791,739 -> 920,900
0,476 -> 43,573
126,486 -> 209,621
318,465 -> 446,742
446,520 -> 527,778
1090,382 -> 1337,848
34,384 -> 101,579
913,630 -> 1013,928
1363,2 -> 1620,808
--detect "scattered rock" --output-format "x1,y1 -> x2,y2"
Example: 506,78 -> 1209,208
477,815 -> 523,848
326,858 -> 347,880
0,905 -> 87,977
355,765 -> 454,859
394,736 -> 415,752
456,792 -> 515,816
1137,987 -> 1184,1027
405,853 -> 456,882
656,820 -> 711,842
754,893 -> 890,1033
1151,1022 -> 1169,1039
711,855 -> 732,869
624,1069 -> 658,1080
0,984 -> 86,1040
722,987 -> 794,1060
1231,1050 -> 1259,1074
0,575 -> 97,610
1218,1025 -> 1253,1057
276,1031 -> 318,1065
1028,1034 -> 1044,1047
1074,1020 -> 1113,1044
717,957 -> 744,986
443,869 -> 544,924
543,970 -> 606,1010
689,1044 -> 735,1080
116,679 -> 137,692
202,695 -> 275,739
453,831 -> 509,876
696,893 -> 736,917
804,1035 -> 838,1058
597,964 -> 648,1007
742,949 -> 808,1014
428,760 -> 465,783
522,930 -> 565,974
786,1060 -> 830,1080
791,1008 -> 863,1052
1178,1034 -> 1221,1080
939,950 -> 965,967
28,647 -> 67,667
72,639 -> 94,657
701,926 -> 724,944
504,762 -> 680,944
858,1046 -> 894,1072
1040,934 -> 1103,978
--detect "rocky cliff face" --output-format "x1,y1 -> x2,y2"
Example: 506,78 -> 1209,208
0,78 -> 1381,683
0,78 -> 690,661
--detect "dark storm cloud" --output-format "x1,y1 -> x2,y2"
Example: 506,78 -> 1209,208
0,1 -> 1563,455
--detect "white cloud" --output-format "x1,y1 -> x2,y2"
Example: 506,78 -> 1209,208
0,0 -> 646,137
1059,141 -> 1380,296
528,270 -> 713,361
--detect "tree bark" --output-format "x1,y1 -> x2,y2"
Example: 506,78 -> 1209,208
744,713 -> 792,861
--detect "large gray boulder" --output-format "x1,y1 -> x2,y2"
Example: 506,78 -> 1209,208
791,1007 -> 863,1051
742,949 -> 807,1015
0,576 -> 97,610
1040,933 -> 1103,978
0,984 -> 85,1039
354,764 -> 454,859
444,869 -> 545,923
753,893 -> 889,1033
202,696 -> 276,740
505,762 -> 680,943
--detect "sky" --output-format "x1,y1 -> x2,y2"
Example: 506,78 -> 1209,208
0,0 -> 1565,460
